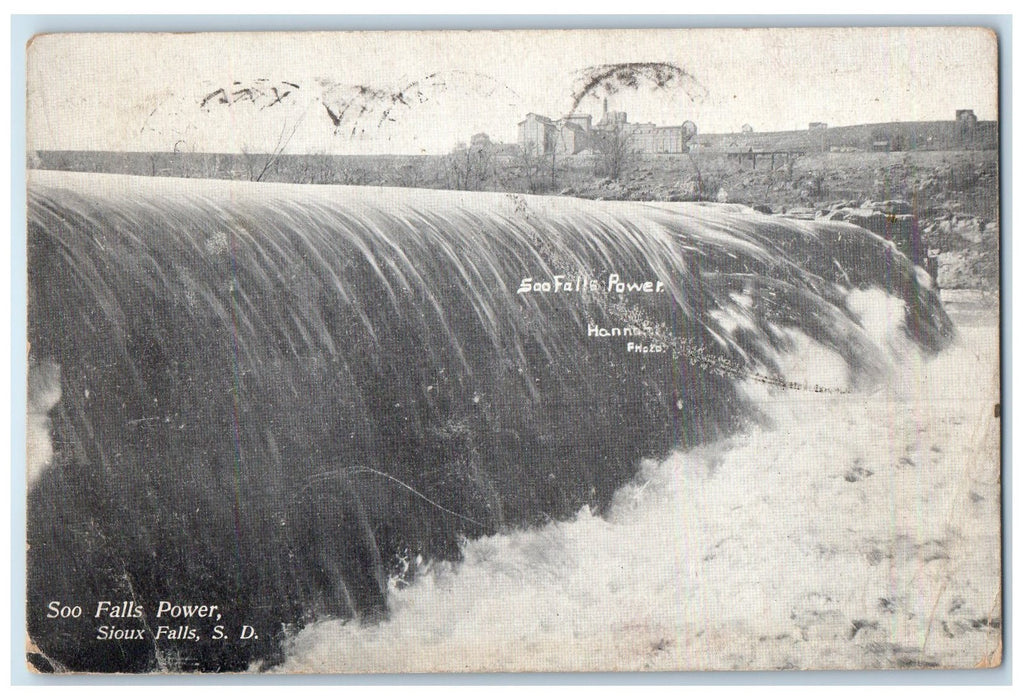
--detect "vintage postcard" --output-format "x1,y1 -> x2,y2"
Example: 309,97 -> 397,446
24,27 -> 1001,673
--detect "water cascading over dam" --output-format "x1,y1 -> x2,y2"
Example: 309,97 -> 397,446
26,171 -> 953,672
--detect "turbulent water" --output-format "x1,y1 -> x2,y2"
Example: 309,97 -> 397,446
281,304 -> 1000,672
26,171 -> 974,673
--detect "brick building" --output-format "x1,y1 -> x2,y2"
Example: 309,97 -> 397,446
519,100 -> 693,156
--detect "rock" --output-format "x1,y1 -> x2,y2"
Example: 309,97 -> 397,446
937,249 -> 998,290
782,207 -> 816,220
844,210 -> 889,234
953,217 -> 985,244
937,250 -> 977,289
752,204 -> 773,214
880,199 -> 912,215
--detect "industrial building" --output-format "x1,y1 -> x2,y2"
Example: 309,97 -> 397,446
518,100 -> 694,156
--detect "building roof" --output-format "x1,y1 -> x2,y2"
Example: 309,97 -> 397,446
517,112 -> 555,126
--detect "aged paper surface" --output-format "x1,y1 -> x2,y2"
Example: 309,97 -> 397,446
25,27 -> 1000,673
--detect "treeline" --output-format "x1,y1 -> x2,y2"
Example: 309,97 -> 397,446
29,143 -> 701,198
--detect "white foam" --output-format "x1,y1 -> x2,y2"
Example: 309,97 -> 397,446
280,321 -> 1000,672
26,361 -> 61,490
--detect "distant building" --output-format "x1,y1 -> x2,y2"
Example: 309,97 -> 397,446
564,114 -> 593,131
954,108 -> 979,144
518,113 -> 557,156
555,120 -> 589,154
518,99 -> 694,155
809,122 -> 828,130
956,109 -> 978,125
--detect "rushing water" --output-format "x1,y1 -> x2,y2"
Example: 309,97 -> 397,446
26,171 -> 960,672
280,302 -> 999,672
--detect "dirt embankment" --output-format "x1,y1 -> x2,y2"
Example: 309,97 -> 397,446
562,150 -> 999,293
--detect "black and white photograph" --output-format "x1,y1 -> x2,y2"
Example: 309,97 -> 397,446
23,26 -> 1001,674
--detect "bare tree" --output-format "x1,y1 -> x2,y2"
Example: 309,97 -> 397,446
239,119 -> 302,182
308,153 -> 338,184
391,157 -> 426,188
678,120 -> 719,200
145,151 -> 162,177
195,79 -> 307,182
336,161 -> 371,186
593,123 -> 635,181
447,136 -> 496,191
512,145 -> 549,194
544,127 -> 560,190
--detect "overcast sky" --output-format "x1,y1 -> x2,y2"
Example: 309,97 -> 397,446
27,27 -> 999,154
